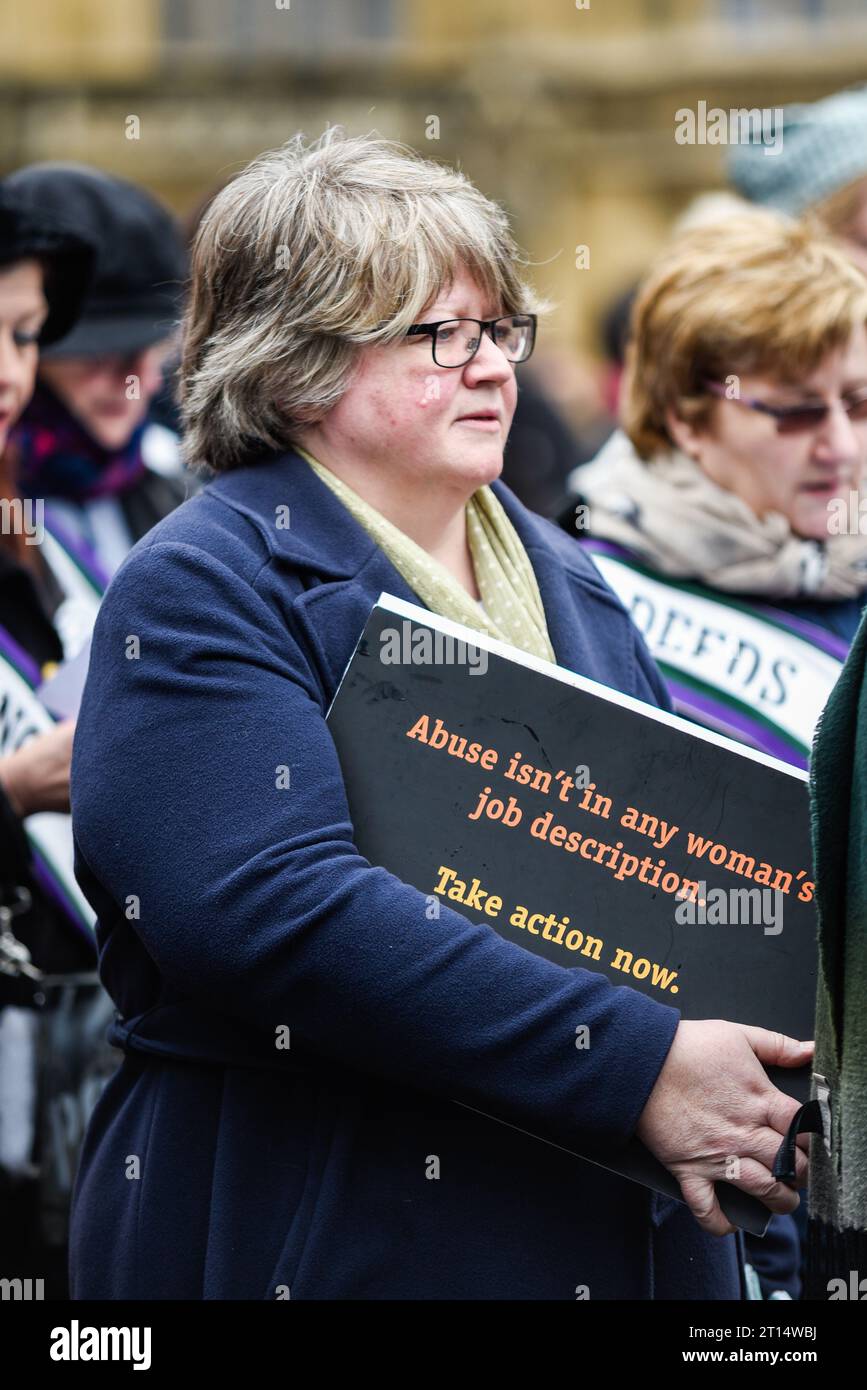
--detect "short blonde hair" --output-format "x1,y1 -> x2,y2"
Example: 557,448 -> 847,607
180,127 -> 545,472
623,209 -> 867,460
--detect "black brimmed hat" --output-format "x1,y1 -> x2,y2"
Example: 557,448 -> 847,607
0,163 -> 188,358
0,186 -> 95,346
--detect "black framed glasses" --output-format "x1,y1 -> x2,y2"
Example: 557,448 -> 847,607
704,379 -> 867,434
406,314 -> 537,368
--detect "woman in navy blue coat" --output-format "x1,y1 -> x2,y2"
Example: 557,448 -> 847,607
68,130 -> 811,1300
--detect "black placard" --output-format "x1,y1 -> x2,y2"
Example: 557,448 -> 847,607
326,594 -> 818,1234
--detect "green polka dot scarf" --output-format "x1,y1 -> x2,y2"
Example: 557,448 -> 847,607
296,446 -> 556,664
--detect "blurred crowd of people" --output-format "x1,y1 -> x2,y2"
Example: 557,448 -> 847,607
3,81 -> 867,1300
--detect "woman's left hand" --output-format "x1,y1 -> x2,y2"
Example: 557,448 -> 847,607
0,718 -> 76,817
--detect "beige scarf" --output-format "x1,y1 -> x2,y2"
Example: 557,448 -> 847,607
576,430 -> 867,600
295,446 -> 556,663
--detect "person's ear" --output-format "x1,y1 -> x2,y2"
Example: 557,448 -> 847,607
665,406 -> 704,463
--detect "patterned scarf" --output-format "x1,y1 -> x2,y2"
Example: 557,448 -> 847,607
577,429 -> 867,600
11,380 -> 148,502
295,446 -> 556,665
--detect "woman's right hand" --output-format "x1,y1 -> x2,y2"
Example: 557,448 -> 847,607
635,1019 -> 814,1236
0,719 -> 75,817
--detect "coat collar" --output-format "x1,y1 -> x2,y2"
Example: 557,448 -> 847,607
207,449 -> 610,680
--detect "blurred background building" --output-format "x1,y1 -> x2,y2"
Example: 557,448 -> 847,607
2,0 -> 867,418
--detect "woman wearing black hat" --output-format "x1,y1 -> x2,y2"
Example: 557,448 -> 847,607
2,164 -> 191,587
0,186 -> 108,1298
0,170 -> 188,1299
0,189 -> 94,878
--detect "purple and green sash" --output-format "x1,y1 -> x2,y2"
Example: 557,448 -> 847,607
583,539 -> 848,770
40,506 -> 107,660
0,516 -> 107,941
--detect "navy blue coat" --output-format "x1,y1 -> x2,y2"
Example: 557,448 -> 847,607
68,451 -> 745,1300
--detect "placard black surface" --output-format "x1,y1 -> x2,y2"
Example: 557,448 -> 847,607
326,595 -> 818,1235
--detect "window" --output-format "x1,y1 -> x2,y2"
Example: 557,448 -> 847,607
718,0 -> 865,26
162,0 -> 395,58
